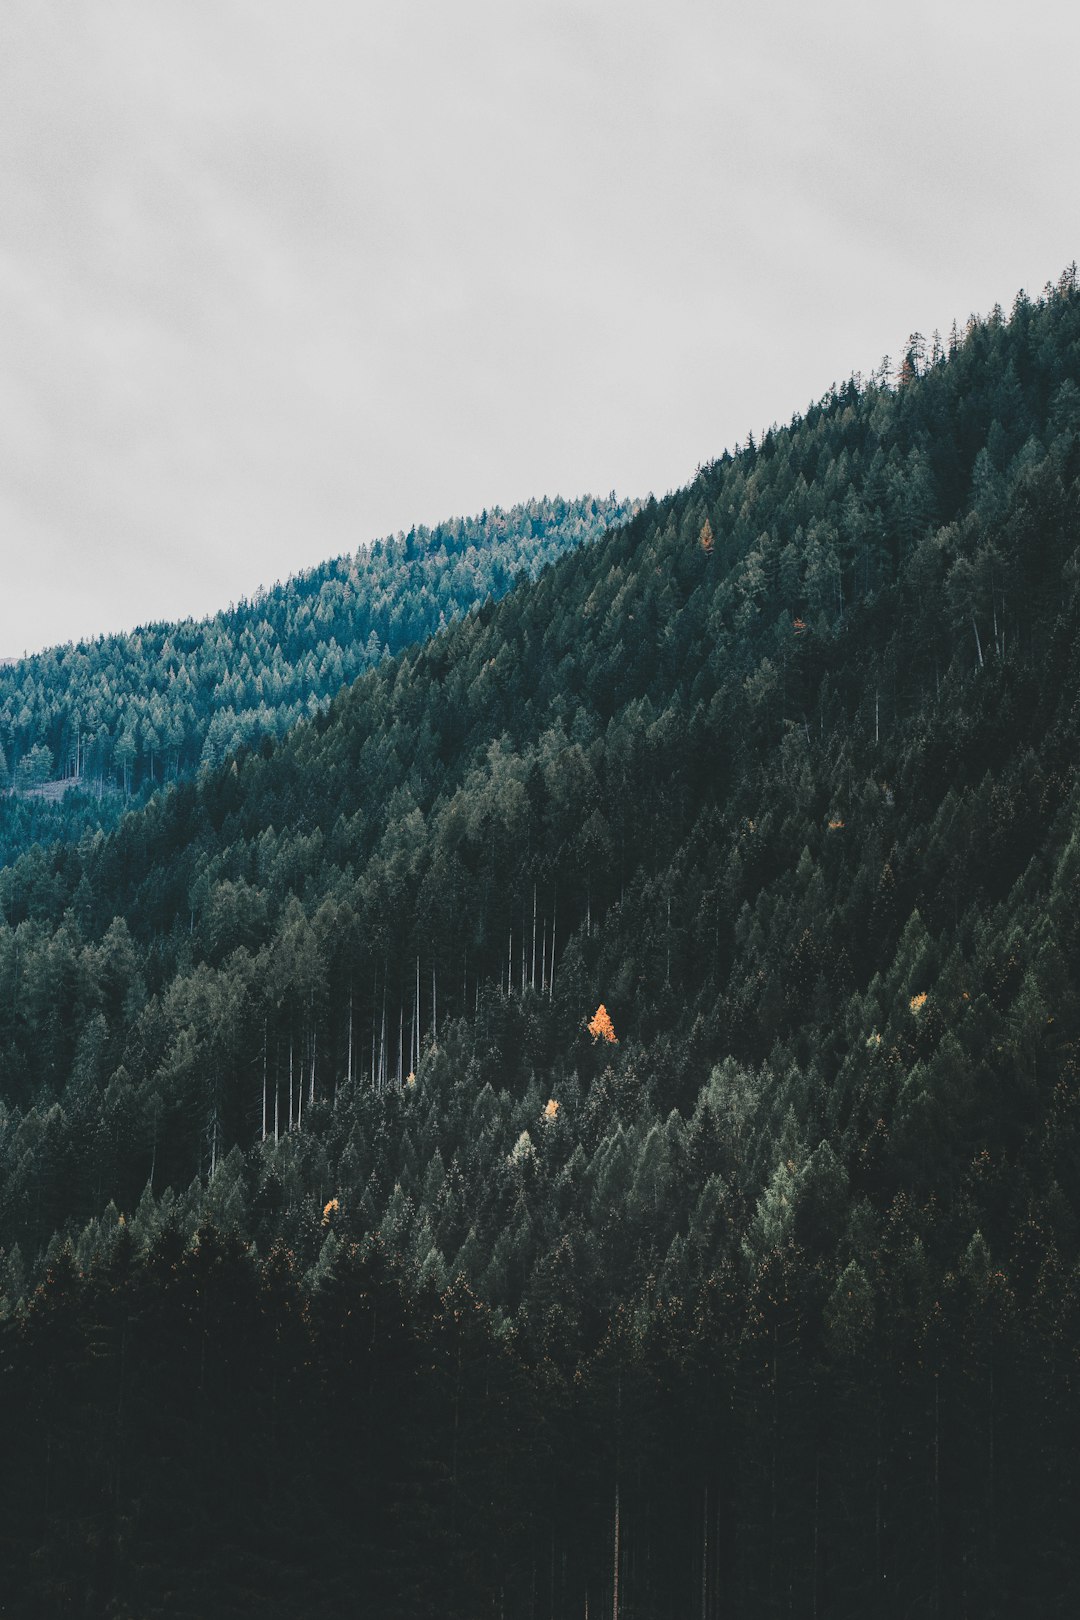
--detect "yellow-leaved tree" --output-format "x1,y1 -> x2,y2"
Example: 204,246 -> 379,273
588,1004 -> 618,1043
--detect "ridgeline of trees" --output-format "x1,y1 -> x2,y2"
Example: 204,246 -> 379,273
3,274 -> 1080,1614
0,494 -> 635,867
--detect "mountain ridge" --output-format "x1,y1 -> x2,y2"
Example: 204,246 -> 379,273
2,272 -> 1080,1614
0,492 -> 636,865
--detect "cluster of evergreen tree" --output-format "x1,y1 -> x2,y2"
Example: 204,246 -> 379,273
0,495 -> 634,869
3,273 -> 1080,1614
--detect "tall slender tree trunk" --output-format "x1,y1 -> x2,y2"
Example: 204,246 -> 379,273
813,1452 -> 820,1620
702,1483 -> 709,1620
412,956 -> 419,1075
875,1388 -> 883,1593
612,1480 -> 620,1620
933,1373 -> 941,1619
613,1373 -> 622,1620
370,968 -> 377,1085
769,1323 -> 778,1610
379,975 -> 387,1091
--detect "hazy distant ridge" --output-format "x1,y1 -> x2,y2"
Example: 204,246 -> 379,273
0,493 -> 636,857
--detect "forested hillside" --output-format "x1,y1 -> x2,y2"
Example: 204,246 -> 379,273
3,276 -> 1080,1616
0,494 -> 633,867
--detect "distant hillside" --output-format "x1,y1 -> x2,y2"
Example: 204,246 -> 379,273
0,494 -> 635,865
3,273 -> 1080,1614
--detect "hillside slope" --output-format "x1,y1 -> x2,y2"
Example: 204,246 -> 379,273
0,493 -> 635,866
2,275 -> 1080,1616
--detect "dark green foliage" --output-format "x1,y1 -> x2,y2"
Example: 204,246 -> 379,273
3,273 -> 1080,1613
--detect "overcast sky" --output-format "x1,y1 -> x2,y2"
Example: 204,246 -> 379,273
1,1 -> 1077,657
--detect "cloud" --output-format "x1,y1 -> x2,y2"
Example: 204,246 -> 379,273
0,0 -> 1077,653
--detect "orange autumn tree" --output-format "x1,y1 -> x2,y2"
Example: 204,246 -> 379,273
588,1004 -> 618,1043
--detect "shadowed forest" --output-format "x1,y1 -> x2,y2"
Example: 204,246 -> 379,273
3,277 -> 1080,1615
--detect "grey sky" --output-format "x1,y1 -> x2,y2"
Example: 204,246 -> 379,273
1,0 -> 1077,656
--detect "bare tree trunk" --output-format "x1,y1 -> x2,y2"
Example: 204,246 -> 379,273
532,885 -> 538,990
934,1373 -> 941,1618
379,975 -> 387,1090
612,1479 -> 620,1620
769,1323 -> 778,1610
412,956 -> 419,1075
971,613 -> 985,670
370,967 -> 377,1086
702,1483 -> 709,1620
813,1453 -> 820,1620
613,1373 -> 622,1620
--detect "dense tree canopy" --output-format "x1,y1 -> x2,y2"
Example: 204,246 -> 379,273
0,494 -> 635,867
2,274 -> 1080,1615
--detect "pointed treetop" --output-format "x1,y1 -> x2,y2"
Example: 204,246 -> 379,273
588,1004 -> 618,1043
